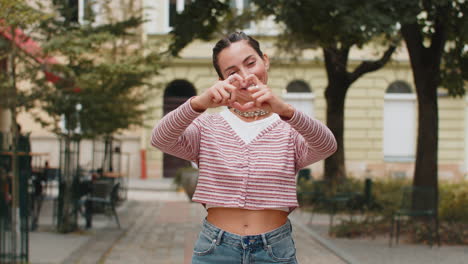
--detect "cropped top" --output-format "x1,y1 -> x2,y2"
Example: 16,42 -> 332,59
151,98 -> 337,212
206,109 -> 288,212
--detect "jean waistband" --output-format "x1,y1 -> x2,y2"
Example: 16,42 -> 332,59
200,218 -> 292,249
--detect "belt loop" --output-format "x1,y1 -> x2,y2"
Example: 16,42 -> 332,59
216,230 -> 224,246
261,233 -> 268,250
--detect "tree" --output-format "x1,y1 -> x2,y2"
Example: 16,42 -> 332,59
23,0 -> 164,232
0,0 -> 48,258
168,0 -> 400,182
30,6 -> 163,139
392,0 -> 467,204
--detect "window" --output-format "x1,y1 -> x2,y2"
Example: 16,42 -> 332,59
383,80 -> 416,161
386,80 -> 412,93
68,0 -> 101,25
230,0 -> 252,30
282,80 -> 314,117
166,0 -> 251,30
169,0 -> 191,27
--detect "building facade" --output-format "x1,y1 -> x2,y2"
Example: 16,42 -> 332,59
12,0 -> 468,181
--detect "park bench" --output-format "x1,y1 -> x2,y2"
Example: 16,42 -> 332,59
389,186 -> 440,247
82,179 -> 121,229
297,175 -> 379,233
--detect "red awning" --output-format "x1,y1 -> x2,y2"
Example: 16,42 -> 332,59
0,22 -> 60,83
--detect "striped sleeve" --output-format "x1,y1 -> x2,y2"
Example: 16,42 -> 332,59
285,109 -> 337,169
151,98 -> 203,162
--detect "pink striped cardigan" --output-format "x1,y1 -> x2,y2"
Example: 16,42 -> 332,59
151,98 -> 337,211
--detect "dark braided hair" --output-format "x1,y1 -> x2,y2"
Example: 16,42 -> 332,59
212,32 -> 263,79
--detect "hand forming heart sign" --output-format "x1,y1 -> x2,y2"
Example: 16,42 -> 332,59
190,73 -> 294,119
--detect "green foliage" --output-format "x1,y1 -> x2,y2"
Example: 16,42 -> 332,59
0,0 -> 50,111
26,3 -> 164,138
0,0 -> 48,28
253,0 -> 400,50
330,217 -> 382,238
372,178 -> 409,218
168,0 -> 231,56
326,178 -> 468,244
439,181 -> 468,222
390,0 -> 468,97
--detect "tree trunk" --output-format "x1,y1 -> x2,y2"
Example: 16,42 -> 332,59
401,21 -> 446,213
321,44 -> 396,182
413,70 -> 439,190
324,86 -> 347,181
8,27 -> 20,258
323,48 -> 351,182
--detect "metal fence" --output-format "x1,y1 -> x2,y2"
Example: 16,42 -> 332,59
0,132 -> 29,263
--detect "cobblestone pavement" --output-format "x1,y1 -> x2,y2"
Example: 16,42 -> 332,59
100,197 -> 345,264
31,179 -> 467,264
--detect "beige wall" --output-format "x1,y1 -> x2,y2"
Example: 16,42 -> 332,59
466,97 -> 468,176
13,1 -> 468,181
144,38 -> 467,181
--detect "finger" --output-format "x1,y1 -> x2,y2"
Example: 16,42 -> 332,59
244,74 -> 262,87
247,84 -> 262,94
251,89 -> 267,100
255,93 -> 272,108
223,83 -> 238,102
217,85 -> 230,99
223,83 -> 238,93
232,101 -> 255,111
211,88 -> 223,103
226,74 -> 243,88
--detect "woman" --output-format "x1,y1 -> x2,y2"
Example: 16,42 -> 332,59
152,32 -> 337,264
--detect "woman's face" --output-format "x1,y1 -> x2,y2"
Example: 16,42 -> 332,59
217,40 -> 269,86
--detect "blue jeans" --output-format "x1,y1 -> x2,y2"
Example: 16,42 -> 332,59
192,218 -> 298,264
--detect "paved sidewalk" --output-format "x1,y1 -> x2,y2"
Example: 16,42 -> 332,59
29,178 -> 468,264
291,210 -> 468,264
98,200 -> 345,264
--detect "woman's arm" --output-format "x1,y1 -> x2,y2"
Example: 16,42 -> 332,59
151,98 -> 203,162
241,74 -> 336,168
285,110 -> 337,170
152,75 -> 243,161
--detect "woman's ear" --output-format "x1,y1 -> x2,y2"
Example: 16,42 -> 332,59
263,54 -> 270,70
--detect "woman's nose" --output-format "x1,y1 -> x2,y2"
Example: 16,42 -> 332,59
238,68 -> 248,79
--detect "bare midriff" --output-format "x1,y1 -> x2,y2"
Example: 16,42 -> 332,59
206,207 -> 289,236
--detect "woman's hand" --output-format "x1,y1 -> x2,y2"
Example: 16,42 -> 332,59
233,74 -> 294,119
190,74 -> 244,112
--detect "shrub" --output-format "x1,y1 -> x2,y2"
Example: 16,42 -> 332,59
325,178 -> 468,245
439,181 -> 468,223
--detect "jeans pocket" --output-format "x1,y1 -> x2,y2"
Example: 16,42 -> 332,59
266,236 -> 297,262
193,232 -> 217,256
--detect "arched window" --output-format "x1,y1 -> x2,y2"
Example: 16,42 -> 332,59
164,79 -> 196,98
386,80 -> 412,94
283,80 -> 314,117
286,80 -> 312,93
383,80 -> 416,162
